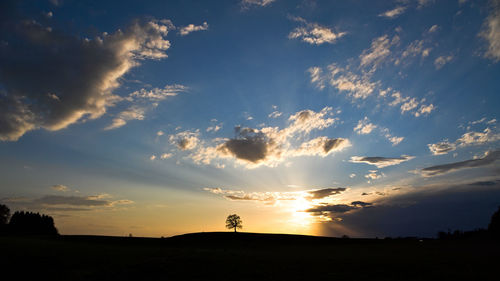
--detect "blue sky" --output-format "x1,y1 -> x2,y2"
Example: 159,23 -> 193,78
0,0 -> 499,237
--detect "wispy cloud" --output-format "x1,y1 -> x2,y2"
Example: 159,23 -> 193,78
179,22 -> 208,36
480,0 -> 500,62
420,150 -> 500,177
289,17 -> 346,45
350,156 -> 415,168
378,6 -> 407,19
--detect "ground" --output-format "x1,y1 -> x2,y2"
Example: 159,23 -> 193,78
1,232 -> 499,280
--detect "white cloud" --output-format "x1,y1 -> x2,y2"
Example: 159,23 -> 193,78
51,184 -> 69,192
359,35 -> 399,71
157,130 -> 164,136
428,126 -> 500,155
365,170 -> 383,180
354,117 -> 377,135
349,173 -> 356,178
189,107 -> 349,168
150,155 -> 156,160
434,55 -> 454,69
179,22 -> 209,36
378,6 -> 407,19
324,64 -> 379,99
457,127 -> 500,146
241,0 -> 275,8
104,106 -> 145,130
129,84 -> 187,101
160,153 -> 172,159
428,24 -> 439,33
428,141 -> 456,155
289,17 -> 346,45
268,111 -> 283,118
170,130 -> 200,150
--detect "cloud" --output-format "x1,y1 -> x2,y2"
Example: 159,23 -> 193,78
350,155 -> 415,168
169,130 -> 200,150
350,173 -> 356,178
268,111 -> 282,118
354,117 -> 377,135
160,153 -> 172,159
317,180 -> 500,238
420,150 -> 500,177
241,0 -> 275,8
179,22 -> 208,36
308,188 -> 347,199
319,64 -> 379,99
203,187 -> 297,202
1,193 -> 133,212
0,11 -> 176,141
51,184 -> 69,192
104,106 -> 145,130
480,0 -> 500,62
428,141 -> 456,155
129,84 -> 187,101
190,107 -> 349,168
351,201 -> 373,207
289,17 -> 346,45
434,55 -> 454,69
306,204 -> 357,214
457,127 -> 500,146
378,6 -> 407,19
359,35 -> 399,71
365,170 -> 383,180
429,127 -> 500,155
388,136 -> 404,146
428,24 -> 439,33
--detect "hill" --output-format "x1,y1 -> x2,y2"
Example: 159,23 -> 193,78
1,232 -> 499,280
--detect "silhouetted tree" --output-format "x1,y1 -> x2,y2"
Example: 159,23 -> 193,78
225,214 -> 242,232
0,204 -> 10,234
9,211 -> 58,235
0,204 -> 9,225
488,206 -> 500,237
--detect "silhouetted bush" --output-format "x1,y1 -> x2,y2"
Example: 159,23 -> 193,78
0,204 -> 10,234
8,211 -> 58,235
0,204 -> 10,225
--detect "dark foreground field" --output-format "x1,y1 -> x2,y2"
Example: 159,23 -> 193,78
1,232 -> 499,280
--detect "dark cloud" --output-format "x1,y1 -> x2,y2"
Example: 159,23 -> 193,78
0,2 -> 173,140
33,195 -> 111,206
351,201 -> 372,207
350,155 -> 414,168
217,127 -> 271,163
469,180 -> 500,186
420,150 -> 500,177
308,188 -> 346,199
317,180 -> 500,238
306,204 -> 357,214
1,194 -> 133,212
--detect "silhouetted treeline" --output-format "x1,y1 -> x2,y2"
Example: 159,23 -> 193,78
0,204 -> 58,236
437,206 -> 500,240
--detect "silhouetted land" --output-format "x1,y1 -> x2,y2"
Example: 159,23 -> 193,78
1,232 -> 499,280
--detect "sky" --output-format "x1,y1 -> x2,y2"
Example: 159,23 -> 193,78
0,0 -> 499,238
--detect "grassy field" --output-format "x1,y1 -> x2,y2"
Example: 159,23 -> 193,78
1,232 -> 499,280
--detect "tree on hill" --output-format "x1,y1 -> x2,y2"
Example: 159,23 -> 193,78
226,214 -> 242,232
488,206 -> 500,237
9,211 -> 58,235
